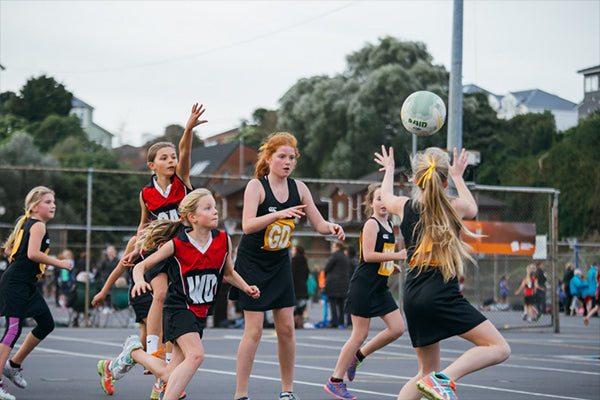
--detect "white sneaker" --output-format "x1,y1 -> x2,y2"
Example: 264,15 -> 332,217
3,361 -> 26,389
0,380 -> 15,400
110,335 -> 143,380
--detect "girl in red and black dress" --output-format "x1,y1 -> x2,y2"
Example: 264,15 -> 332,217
98,188 -> 259,400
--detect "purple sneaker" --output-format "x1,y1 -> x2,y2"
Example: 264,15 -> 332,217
324,379 -> 356,400
346,354 -> 362,382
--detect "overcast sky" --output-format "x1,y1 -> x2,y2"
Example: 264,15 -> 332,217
1,1 -> 598,147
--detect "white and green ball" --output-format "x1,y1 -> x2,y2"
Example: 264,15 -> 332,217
400,91 -> 446,136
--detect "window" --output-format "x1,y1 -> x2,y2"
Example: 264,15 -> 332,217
336,201 -> 346,219
585,75 -> 599,93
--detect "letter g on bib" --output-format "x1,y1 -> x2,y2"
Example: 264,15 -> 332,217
262,219 -> 296,251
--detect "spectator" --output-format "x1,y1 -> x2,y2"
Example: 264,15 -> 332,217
570,269 -> 592,316
588,262 -> 598,314
0,247 -> 9,282
291,245 -> 309,329
562,262 -> 575,315
57,249 -> 76,309
535,262 -> 547,314
324,241 -> 352,328
499,275 -> 509,305
95,245 -> 118,287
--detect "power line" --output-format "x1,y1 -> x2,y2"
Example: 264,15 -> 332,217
11,2 -> 356,75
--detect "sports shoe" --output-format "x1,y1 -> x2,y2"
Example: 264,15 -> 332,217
324,379 -> 355,400
150,380 -> 165,400
279,392 -> 300,400
144,347 -> 166,375
234,397 -> 250,400
97,359 -> 115,395
111,335 -> 143,381
3,361 -> 26,389
417,372 -> 458,400
0,381 -> 15,400
346,354 -> 362,382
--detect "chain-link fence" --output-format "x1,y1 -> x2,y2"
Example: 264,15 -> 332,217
0,166 -> 572,332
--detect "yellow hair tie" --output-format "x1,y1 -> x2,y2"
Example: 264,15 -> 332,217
416,156 -> 436,188
259,144 -> 266,151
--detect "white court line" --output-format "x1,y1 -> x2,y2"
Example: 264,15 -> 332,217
40,334 -> 596,400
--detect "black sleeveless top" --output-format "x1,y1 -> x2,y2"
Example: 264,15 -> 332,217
231,176 -> 301,311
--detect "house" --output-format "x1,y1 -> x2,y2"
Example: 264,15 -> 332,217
577,65 -> 600,120
70,97 -> 114,148
113,144 -> 148,170
463,85 -> 578,131
203,128 -> 240,146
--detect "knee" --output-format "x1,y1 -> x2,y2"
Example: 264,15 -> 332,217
243,326 -> 263,343
152,286 -> 167,303
496,341 -> 511,363
188,350 -> 204,368
276,322 -> 295,341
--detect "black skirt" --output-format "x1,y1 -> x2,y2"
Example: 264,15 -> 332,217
229,247 -> 295,311
0,279 -> 49,318
403,267 -> 486,348
345,265 -> 398,318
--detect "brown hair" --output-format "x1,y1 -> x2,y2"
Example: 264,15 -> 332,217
410,148 -> 476,282
5,186 -> 55,252
254,132 -> 299,178
362,184 -> 381,219
147,141 -> 176,163
139,188 -> 213,250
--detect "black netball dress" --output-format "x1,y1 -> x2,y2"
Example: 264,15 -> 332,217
142,174 -> 193,282
0,218 -> 51,318
400,200 -> 486,348
230,176 -> 300,311
346,218 -> 399,318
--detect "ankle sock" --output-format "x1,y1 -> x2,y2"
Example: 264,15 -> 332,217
9,360 -> 20,369
356,349 -> 365,362
330,377 -> 343,383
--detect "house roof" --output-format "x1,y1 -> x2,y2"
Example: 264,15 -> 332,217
203,128 -> 239,144
510,89 -> 576,110
190,141 -> 240,187
577,65 -> 600,75
71,96 -> 94,110
463,84 -> 502,103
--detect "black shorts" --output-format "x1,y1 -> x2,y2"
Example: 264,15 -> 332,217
524,295 -> 536,305
162,307 -> 205,344
130,291 -> 153,323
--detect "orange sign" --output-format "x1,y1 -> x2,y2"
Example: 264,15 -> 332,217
462,220 -> 536,255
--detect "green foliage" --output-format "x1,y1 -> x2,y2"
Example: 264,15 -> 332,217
0,113 -> 28,143
278,37 -> 448,178
540,113 -> 600,237
10,75 -> 73,122
236,108 -> 278,149
26,114 -> 87,150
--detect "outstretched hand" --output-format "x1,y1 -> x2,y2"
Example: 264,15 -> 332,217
186,103 -> 208,131
374,145 -> 395,171
448,148 -> 469,180
277,205 -> 307,220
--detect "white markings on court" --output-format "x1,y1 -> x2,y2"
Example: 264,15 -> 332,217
30,334 -> 597,400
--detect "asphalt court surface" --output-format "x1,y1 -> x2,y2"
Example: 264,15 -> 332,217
3,315 -> 599,400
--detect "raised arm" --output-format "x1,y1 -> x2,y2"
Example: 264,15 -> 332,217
448,147 -> 477,219
241,179 -> 307,234
177,103 -> 207,187
297,180 -> 345,240
374,146 -> 409,217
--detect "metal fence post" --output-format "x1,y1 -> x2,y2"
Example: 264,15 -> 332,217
85,168 -> 93,327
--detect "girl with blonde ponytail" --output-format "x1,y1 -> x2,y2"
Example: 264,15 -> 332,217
375,146 -> 510,400
97,189 -> 259,400
0,186 -> 73,400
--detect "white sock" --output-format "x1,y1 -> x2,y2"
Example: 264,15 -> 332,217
146,335 -> 159,354
165,353 -> 172,363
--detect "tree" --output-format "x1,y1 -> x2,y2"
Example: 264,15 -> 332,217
11,75 -> 73,122
540,113 -> 600,237
144,124 -> 204,149
278,37 -> 449,178
236,108 -> 279,149
26,114 -> 87,150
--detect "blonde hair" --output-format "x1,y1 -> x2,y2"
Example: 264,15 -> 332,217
362,184 -> 381,219
410,148 -> 475,282
147,141 -> 176,163
254,132 -> 299,178
5,186 -> 55,252
139,188 -> 213,250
